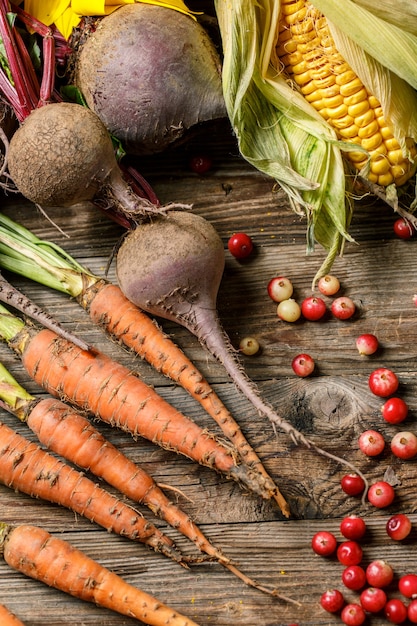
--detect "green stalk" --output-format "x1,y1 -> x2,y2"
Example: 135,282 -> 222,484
0,212 -> 98,295
0,301 -> 25,342
0,359 -> 34,419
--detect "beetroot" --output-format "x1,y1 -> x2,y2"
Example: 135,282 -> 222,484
116,210 -> 368,487
6,102 -> 182,219
72,4 -> 226,155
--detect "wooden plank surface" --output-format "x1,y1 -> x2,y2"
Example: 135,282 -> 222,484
0,118 -> 416,625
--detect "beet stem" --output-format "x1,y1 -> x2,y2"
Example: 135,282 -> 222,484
180,305 -> 369,504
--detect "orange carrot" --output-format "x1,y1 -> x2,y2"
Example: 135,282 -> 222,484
0,604 -> 25,626
0,366 -> 293,599
0,213 -> 288,515
26,397 -> 227,559
0,420 -> 189,565
83,281 -> 289,515
0,522 -> 200,626
1,310 -> 273,501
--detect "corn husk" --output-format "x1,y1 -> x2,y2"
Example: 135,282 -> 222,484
214,0 -> 417,282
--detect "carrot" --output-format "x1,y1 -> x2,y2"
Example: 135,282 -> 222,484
0,603 -> 25,626
0,363 -> 294,600
0,419 -> 190,565
0,303 -> 275,501
0,522 -> 200,626
0,212 -> 289,516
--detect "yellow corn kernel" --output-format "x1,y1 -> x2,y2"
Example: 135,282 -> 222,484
348,100 -> 370,118
358,119 -> 380,139
276,0 -> 416,187
355,109 -> 376,129
338,123 -> 360,137
362,133 -> 383,151
371,155 -> 390,175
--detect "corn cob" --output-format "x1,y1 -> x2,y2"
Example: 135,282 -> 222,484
276,0 -> 416,187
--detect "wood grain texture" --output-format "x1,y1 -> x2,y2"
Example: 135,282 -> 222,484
0,117 -> 416,626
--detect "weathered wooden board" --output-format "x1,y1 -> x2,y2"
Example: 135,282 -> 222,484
0,118 -> 416,625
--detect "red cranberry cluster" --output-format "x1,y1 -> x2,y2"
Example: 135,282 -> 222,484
312,514 -> 416,624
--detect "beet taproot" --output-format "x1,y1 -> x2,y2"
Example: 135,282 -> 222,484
72,4 -> 226,155
116,210 -> 369,492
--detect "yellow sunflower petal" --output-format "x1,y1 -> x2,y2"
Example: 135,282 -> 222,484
24,0 -> 195,39
24,0 -> 71,26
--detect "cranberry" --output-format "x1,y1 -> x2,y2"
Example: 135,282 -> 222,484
320,588 -> 345,613
386,514 -> 412,541
189,154 -> 212,174
341,473 -> 365,497
367,481 -> 395,508
300,296 -> 326,321
277,298 -> 301,322
239,337 -> 260,356
227,233 -> 254,259
390,430 -> 417,460
381,397 -> 408,424
384,598 -> 408,624
360,586 -> 387,613
393,217 -> 416,239
317,274 -> 340,296
408,599 -> 417,623
267,276 -> 293,302
356,333 -> 379,355
358,429 -> 385,456
291,353 -> 315,377
342,565 -> 367,591
341,603 -> 366,625
311,530 -> 337,556
331,296 -> 356,320
337,541 -> 363,566
368,367 -> 399,397
340,516 -> 367,541
399,574 -> 417,598
366,560 -> 394,588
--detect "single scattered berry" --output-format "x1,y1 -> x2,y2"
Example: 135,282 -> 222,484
227,233 -> 254,259
301,296 -> 327,321
368,367 -> 399,397
341,473 -> 365,497
291,353 -> 315,377
341,603 -> 366,626
320,589 -> 345,613
311,530 -> 337,556
317,274 -> 340,296
366,560 -> 394,588
390,431 -> 417,460
337,541 -> 363,566
239,337 -> 260,356
367,481 -> 395,508
342,565 -> 367,591
386,514 -> 412,541
331,296 -> 356,320
384,598 -> 408,624
356,333 -> 379,355
277,298 -> 301,322
189,154 -> 213,174
360,587 -> 387,613
382,397 -> 408,424
340,516 -> 367,541
358,429 -> 385,456
267,276 -> 294,302
393,217 -> 416,239
399,574 -> 417,598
